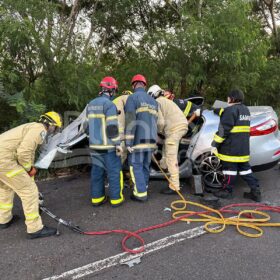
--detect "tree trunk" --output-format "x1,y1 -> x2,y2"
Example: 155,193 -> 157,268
198,0 -> 203,19
81,0 -> 100,61
262,0 -> 279,54
93,32 -> 107,74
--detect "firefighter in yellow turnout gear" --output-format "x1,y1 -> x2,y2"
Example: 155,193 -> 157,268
113,90 -> 132,163
148,85 -> 188,194
0,112 -> 62,239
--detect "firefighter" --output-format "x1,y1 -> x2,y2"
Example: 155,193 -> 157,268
147,85 -> 188,194
87,76 -> 124,207
125,74 -> 158,202
0,112 -> 62,239
211,89 -> 261,202
113,90 -> 133,164
164,91 -> 201,120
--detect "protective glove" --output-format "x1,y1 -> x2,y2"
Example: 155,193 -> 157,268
210,147 -> 218,156
116,145 -> 123,156
28,167 -> 37,177
194,108 -> 201,117
127,146 -> 134,153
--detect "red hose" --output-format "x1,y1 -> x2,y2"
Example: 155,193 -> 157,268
83,202 -> 280,254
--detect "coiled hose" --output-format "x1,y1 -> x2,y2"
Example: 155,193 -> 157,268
83,156 -> 280,254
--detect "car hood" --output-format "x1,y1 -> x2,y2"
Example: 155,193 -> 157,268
35,108 -> 87,169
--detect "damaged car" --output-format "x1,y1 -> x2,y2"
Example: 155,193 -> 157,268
35,98 -> 280,188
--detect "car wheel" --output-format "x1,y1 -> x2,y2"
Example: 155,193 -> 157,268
196,153 -> 223,188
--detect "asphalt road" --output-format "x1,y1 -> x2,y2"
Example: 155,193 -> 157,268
1,165 -> 280,280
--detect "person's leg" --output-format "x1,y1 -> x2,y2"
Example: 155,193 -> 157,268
0,179 -> 15,225
164,133 -> 184,191
129,152 -> 147,201
90,152 -> 106,206
0,169 -> 43,233
105,151 -> 124,207
0,163 -> 55,237
213,161 -> 238,199
239,162 -> 261,202
160,142 -> 168,170
143,151 -> 152,188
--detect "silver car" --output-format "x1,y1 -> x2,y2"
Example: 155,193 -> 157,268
36,99 -> 280,188
150,98 -> 280,188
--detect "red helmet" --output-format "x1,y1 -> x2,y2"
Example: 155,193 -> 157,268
131,74 -> 147,86
100,76 -> 118,90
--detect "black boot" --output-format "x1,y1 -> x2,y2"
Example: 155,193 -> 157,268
213,189 -> 233,199
130,194 -> 147,202
243,189 -> 261,202
0,215 -> 20,229
28,226 -> 57,239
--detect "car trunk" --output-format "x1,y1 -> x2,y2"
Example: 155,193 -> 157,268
249,106 -> 274,127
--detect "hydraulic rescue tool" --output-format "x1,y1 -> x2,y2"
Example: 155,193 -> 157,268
39,193 -> 82,235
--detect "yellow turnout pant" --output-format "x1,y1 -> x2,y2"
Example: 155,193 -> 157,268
160,128 -> 187,190
0,161 -> 43,233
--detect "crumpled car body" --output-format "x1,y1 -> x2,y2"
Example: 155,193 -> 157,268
36,100 -> 280,188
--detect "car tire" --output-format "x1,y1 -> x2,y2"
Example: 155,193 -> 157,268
195,152 -> 223,189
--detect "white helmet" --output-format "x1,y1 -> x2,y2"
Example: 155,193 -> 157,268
147,85 -> 163,99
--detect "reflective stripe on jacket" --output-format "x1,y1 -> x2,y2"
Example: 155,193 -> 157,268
125,88 -> 158,151
0,122 -> 46,171
87,94 -> 120,150
211,103 -> 251,162
173,99 -> 200,118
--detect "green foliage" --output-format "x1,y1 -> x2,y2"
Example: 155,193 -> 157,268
252,57 -> 280,106
0,0 -> 279,133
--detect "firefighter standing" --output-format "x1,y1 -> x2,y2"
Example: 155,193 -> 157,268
113,90 -> 132,164
211,89 -> 261,202
125,74 -> 158,202
148,85 -> 188,194
0,112 -> 62,238
87,76 -> 124,207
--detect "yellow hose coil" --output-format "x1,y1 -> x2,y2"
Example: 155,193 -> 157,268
152,155 -> 280,238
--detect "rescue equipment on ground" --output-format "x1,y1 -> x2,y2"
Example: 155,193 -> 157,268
40,156 -> 280,254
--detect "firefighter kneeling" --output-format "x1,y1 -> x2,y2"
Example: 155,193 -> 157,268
211,89 -> 261,202
0,112 -> 63,238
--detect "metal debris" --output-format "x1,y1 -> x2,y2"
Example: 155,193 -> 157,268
121,257 -> 142,268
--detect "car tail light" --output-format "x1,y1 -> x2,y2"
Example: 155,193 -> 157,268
274,150 -> 280,156
250,119 -> 277,136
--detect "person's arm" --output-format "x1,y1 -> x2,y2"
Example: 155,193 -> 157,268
157,104 -> 165,134
17,127 -> 46,171
187,102 -> 201,119
105,102 -> 120,146
211,108 -> 235,148
124,96 -> 136,147
213,108 -> 224,117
